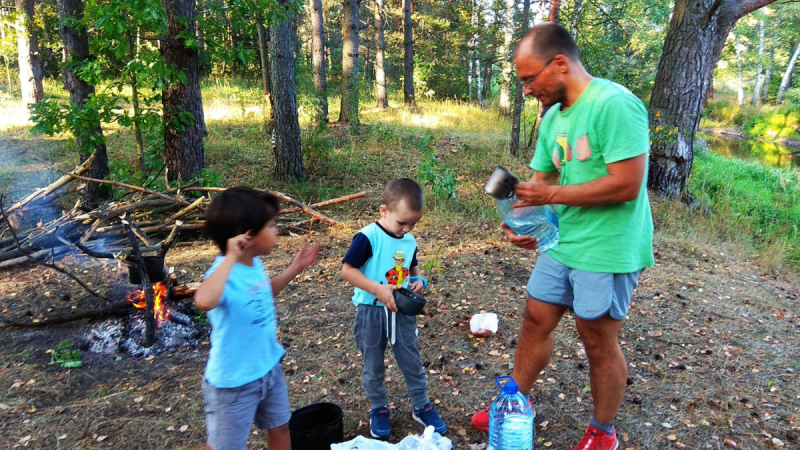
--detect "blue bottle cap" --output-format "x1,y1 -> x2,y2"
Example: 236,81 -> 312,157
495,376 -> 520,394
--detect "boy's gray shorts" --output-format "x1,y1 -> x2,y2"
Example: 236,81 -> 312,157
203,364 -> 291,450
526,252 -> 642,321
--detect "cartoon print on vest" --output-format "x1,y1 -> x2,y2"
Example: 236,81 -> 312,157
576,135 -> 592,161
385,249 -> 409,286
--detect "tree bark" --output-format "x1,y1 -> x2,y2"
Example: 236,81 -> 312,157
403,0 -> 415,106
56,0 -> 109,208
310,0 -> 329,121
751,15 -> 764,105
271,0 -> 306,183
509,0 -> 531,157
16,0 -> 44,105
161,0 -> 206,183
648,0 -> 777,199
498,0 -> 515,115
339,0 -> 359,123
374,0 -> 388,109
126,28 -> 146,176
256,10 -> 274,130
777,38 -> 800,103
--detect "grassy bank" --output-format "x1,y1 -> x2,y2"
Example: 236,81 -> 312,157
702,98 -> 800,141
1,79 -> 798,274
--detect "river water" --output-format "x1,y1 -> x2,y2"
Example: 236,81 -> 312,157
700,132 -> 800,169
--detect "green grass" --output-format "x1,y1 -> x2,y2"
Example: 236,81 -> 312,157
702,97 -> 800,140
653,142 -> 800,270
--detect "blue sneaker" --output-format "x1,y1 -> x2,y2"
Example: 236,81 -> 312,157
412,403 -> 447,435
369,406 -> 392,440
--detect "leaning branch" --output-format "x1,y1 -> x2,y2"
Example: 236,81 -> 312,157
0,197 -> 110,301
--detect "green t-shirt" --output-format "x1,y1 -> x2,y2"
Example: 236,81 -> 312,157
531,78 -> 655,273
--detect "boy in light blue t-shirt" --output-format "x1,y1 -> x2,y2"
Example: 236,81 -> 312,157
341,178 -> 446,440
195,186 -> 319,450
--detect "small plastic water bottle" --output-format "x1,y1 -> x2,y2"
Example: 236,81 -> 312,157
496,197 -> 559,252
489,376 -> 534,450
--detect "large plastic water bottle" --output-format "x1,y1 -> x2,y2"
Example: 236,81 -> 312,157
497,197 -> 559,252
488,376 -> 535,450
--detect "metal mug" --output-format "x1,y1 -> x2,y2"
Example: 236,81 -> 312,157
484,166 -> 519,199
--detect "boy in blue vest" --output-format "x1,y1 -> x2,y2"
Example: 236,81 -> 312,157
341,178 -> 447,439
195,186 -> 319,450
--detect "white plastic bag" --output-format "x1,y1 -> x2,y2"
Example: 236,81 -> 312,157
331,426 -> 451,450
331,435 -> 397,450
396,426 -> 452,450
470,313 -> 498,337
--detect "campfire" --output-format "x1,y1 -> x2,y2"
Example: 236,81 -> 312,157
127,282 -> 170,323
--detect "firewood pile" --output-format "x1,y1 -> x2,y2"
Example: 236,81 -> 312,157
0,155 -> 365,272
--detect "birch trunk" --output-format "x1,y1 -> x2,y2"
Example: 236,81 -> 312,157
736,34 -> 744,106
751,16 -> 764,105
761,31 -> 776,101
777,38 -> 800,103
498,0 -> 515,115
16,0 -> 44,105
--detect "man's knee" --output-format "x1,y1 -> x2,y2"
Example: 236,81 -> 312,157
522,297 -> 564,333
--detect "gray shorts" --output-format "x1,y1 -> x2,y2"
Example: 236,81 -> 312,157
203,365 -> 291,450
526,253 -> 642,320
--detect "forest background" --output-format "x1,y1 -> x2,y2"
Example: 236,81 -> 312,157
0,0 -> 799,448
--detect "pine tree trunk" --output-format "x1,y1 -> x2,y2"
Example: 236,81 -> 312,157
310,0 -> 329,121
56,0 -> 108,207
648,0 -> 777,199
509,0 -> 531,157
751,16 -> 764,105
498,0 -> 515,115
777,38 -> 800,103
256,10 -> 274,131
162,0 -> 206,183
374,0 -> 388,109
271,0 -> 306,183
16,0 -> 44,106
403,0 -> 414,106
339,0 -> 359,123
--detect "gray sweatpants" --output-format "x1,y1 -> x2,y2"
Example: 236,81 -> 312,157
354,304 -> 430,410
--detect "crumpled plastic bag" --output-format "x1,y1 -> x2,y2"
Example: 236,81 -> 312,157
470,313 -> 498,337
331,426 -> 452,450
330,436 -> 397,450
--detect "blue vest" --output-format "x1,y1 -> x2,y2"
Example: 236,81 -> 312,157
351,222 -> 418,306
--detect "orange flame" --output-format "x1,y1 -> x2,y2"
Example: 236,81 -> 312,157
127,282 -> 171,322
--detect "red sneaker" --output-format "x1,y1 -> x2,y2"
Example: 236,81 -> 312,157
572,425 -> 619,450
470,408 -> 490,432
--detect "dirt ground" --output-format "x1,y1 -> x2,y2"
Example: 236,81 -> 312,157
1,218 -> 799,450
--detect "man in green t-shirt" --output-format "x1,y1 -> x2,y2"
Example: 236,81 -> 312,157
471,23 -> 654,450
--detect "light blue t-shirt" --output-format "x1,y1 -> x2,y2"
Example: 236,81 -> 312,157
347,222 -> 418,306
203,256 -> 285,388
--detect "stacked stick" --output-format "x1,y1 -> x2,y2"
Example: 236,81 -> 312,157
0,156 -> 364,271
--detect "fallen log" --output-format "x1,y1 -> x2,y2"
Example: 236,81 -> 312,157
1,301 -> 135,327
278,191 -> 366,214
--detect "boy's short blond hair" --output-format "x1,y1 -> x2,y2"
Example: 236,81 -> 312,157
382,178 -> 424,212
